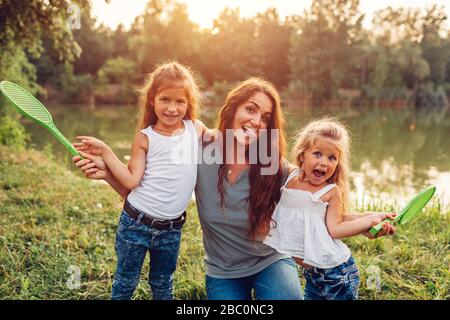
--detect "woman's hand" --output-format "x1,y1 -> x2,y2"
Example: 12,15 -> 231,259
202,128 -> 220,143
73,151 -> 108,180
74,136 -> 110,156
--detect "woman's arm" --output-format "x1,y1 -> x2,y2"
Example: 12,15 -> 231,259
325,188 -> 396,239
73,152 -> 131,198
194,119 -> 219,142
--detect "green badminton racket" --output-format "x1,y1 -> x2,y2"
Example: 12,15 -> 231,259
0,80 -> 81,158
370,186 -> 436,236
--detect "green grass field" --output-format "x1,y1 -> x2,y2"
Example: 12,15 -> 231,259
0,146 -> 448,299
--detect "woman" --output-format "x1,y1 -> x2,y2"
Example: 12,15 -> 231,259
73,78 -> 395,300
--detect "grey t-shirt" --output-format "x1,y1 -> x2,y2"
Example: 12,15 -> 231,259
195,159 -> 290,279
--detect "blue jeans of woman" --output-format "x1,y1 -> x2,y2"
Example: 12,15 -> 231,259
303,256 -> 360,300
111,210 -> 182,300
205,258 -> 303,300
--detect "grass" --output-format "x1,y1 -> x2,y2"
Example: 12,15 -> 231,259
0,145 -> 448,300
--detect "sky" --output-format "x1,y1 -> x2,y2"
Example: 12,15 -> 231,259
90,0 -> 450,30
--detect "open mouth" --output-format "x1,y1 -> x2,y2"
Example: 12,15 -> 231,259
242,126 -> 257,138
312,169 -> 326,179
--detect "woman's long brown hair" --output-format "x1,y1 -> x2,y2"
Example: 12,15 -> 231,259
216,78 -> 286,240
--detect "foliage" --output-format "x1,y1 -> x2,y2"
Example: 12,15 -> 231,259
59,63 -> 94,102
0,115 -> 29,149
0,0 -> 90,144
416,82 -> 449,109
288,0 -> 365,105
73,10 -> 114,76
2,0 -> 450,108
0,0 -> 90,84
97,58 -> 136,85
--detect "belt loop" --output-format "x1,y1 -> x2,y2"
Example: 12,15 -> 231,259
136,213 -> 144,225
169,221 -> 173,229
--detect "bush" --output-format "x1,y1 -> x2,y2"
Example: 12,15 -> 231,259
204,81 -> 236,108
97,57 -> 136,85
95,58 -> 137,104
0,115 -> 29,149
59,63 -> 94,102
416,82 -> 449,109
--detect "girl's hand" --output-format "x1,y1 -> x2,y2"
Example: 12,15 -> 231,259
371,212 -> 397,225
73,151 -> 108,180
74,136 -> 110,156
363,212 -> 397,239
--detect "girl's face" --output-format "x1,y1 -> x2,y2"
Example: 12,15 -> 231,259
300,137 -> 340,186
154,86 -> 188,130
231,92 -> 273,146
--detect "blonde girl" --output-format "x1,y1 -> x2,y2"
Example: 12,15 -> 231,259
74,62 -> 210,300
263,118 -> 396,300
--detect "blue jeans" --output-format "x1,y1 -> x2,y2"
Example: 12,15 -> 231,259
111,210 -> 182,300
205,258 -> 303,300
303,256 -> 360,300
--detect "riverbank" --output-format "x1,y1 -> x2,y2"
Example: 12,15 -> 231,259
0,146 -> 448,299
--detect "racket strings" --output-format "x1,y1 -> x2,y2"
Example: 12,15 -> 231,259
1,82 -> 52,123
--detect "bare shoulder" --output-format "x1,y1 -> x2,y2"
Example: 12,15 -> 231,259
193,119 -> 206,135
284,159 -> 296,174
133,132 -> 149,152
328,185 -> 342,201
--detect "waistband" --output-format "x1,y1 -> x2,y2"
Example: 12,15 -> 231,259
123,200 -> 186,230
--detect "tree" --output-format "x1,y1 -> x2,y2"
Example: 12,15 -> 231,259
0,0 -> 90,92
73,10 -> 114,76
288,0 -> 364,105
202,7 -> 260,83
420,5 -> 449,85
129,0 -> 202,74
0,0 -> 90,147
253,8 -> 293,88
369,6 -> 450,107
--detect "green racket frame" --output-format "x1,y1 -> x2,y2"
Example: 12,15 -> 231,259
0,81 -> 80,157
369,186 -> 436,236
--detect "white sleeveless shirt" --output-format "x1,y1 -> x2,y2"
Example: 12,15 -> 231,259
263,168 -> 351,269
127,120 -> 198,219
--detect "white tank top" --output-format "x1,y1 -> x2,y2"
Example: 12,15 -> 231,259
263,168 -> 351,269
127,120 -> 198,219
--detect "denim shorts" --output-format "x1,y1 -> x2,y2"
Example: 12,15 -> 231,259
303,256 -> 360,300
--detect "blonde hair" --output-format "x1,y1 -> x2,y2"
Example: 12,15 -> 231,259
291,118 -> 351,214
137,61 -> 200,130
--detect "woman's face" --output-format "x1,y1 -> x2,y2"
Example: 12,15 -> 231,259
231,92 -> 273,146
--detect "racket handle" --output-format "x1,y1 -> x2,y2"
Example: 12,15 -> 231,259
68,144 -> 83,159
49,124 -> 83,159
369,222 -> 384,236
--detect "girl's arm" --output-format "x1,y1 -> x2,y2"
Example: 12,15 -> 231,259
75,134 -> 147,190
342,212 -> 396,238
105,170 -> 132,198
325,187 -> 396,239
